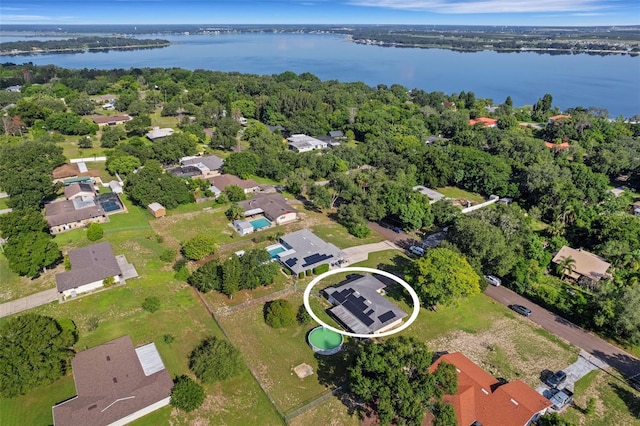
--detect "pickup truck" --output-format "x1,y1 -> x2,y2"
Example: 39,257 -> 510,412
549,387 -> 574,410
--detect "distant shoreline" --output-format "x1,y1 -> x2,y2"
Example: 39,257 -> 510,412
0,43 -> 171,56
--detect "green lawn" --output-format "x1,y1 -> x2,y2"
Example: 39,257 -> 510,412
217,291 -> 350,416
0,197 -> 9,210
564,370 -> 640,425
436,186 -> 486,203
311,222 -> 383,248
150,110 -> 179,129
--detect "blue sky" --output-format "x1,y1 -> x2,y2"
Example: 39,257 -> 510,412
1,0 -> 638,26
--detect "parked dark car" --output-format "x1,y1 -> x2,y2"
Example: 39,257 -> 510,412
510,304 -> 532,316
547,370 -> 567,388
391,226 -> 402,233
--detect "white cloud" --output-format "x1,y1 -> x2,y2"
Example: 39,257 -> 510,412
348,0 -> 607,14
1,14 -> 79,22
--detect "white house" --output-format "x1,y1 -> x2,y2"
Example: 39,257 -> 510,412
55,242 -> 123,298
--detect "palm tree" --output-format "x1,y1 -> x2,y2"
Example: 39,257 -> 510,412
556,256 -> 576,280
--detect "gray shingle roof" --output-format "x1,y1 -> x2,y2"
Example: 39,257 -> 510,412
238,193 -> 296,222
277,229 -> 344,275
45,199 -> 105,228
324,274 -> 408,334
55,242 -> 122,292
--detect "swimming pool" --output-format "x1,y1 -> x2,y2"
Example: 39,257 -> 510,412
250,217 -> 271,230
266,244 -> 286,259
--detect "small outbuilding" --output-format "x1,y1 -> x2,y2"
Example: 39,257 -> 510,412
233,219 -> 254,236
147,202 -> 166,218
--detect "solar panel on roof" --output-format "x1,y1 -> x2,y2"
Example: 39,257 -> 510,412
344,300 -> 374,326
285,258 -> 298,267
378,310 -> 397,323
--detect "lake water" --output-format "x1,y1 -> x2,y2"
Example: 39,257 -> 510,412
1,33 -> 639,117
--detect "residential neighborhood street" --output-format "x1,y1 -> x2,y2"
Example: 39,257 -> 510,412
485,285 -> 640,387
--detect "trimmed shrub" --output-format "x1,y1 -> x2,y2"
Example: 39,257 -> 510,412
296,304 -> 312,325
182,235 -> 216,261
264,299 -> 296,328
142,296 -> 161,313
313,263 -> 330,275
86,222 -> 104,241
170,375 -> 205,412
160,248 -> 177,263
189,337 -> 244,383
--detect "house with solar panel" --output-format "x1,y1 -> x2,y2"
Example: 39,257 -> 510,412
323,274 -> 408,335
270,229 -> 345,276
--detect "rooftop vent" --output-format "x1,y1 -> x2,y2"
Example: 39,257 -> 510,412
510,398 -> 519,406
481,388 -> 489,395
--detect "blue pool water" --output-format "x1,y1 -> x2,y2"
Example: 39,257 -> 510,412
250,218 -> 271,230
267,245 -> 286,259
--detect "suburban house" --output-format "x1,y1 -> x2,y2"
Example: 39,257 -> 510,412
329,130 -> 344,141
324,274 -> 408,335
238,193 -> 297,225
90,94 -> 116,104
54,242 -> 135,297
64,182 -> 97,200
145,127 -> 174,141
413,186 -> 446,204
275,229 -> 345,276
179,155 -> 224,179
52,335 -> 173,426
52,162 -> 100,184
551,246 -> 612,284
147,202 -> 166,218
209,174 -> 260,196
429,352 -> 553,426
441,101 -> 456,109
92,115 -> 132,127
287,134 -> 328,153
45,198 -> 107,234
266,124 -> 289,137
633,200 -> 640,216
469,117 -> 498,127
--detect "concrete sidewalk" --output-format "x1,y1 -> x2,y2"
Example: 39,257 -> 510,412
0,288 -> 59,318
342,240 -> 400,264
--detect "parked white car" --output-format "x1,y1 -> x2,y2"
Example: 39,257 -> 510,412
409,246 -> 425,257
484,275 -> 502,286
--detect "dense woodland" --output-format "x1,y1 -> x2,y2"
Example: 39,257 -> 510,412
0,63 -> 639,353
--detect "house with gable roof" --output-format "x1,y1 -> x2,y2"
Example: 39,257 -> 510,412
429,352 -> 553,426
54,242 -> 135,298
52,335 -> 173,426
324,274 -> 408,335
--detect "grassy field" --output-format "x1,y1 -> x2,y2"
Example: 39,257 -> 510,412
311,222 -> 383,248
0,197 -> 9,210
213,248 -> 581,424
563,370 -> 640,425
436,186 -> 486,204
0,197 -> 283,426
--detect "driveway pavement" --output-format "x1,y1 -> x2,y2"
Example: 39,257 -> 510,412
0,288 -> 59,318
536,351 -> 609,395
485,285 -> 640,386
342,241 -> 400,264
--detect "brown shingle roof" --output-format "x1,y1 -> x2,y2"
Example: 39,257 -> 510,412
52,335 -> 173,426
91,115 -> 132,125
45,199 -> 105,228
55,242 -> 121,292
209,174 -> 259,191
64,183 -> 96,199
52,163 -> 100,180
238,193 -> 296,222
551,246 -> 611,281
429,352 -> 552,426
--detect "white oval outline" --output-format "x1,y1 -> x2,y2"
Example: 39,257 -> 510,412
303,266 -> 420,339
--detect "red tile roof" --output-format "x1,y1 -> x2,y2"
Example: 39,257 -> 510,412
544,141 -> 570,149
469,117 -> 498,127
429,352 -> 552,426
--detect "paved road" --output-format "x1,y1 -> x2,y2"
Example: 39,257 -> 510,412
485,285 -> 640,386
0,288 -> 59,318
